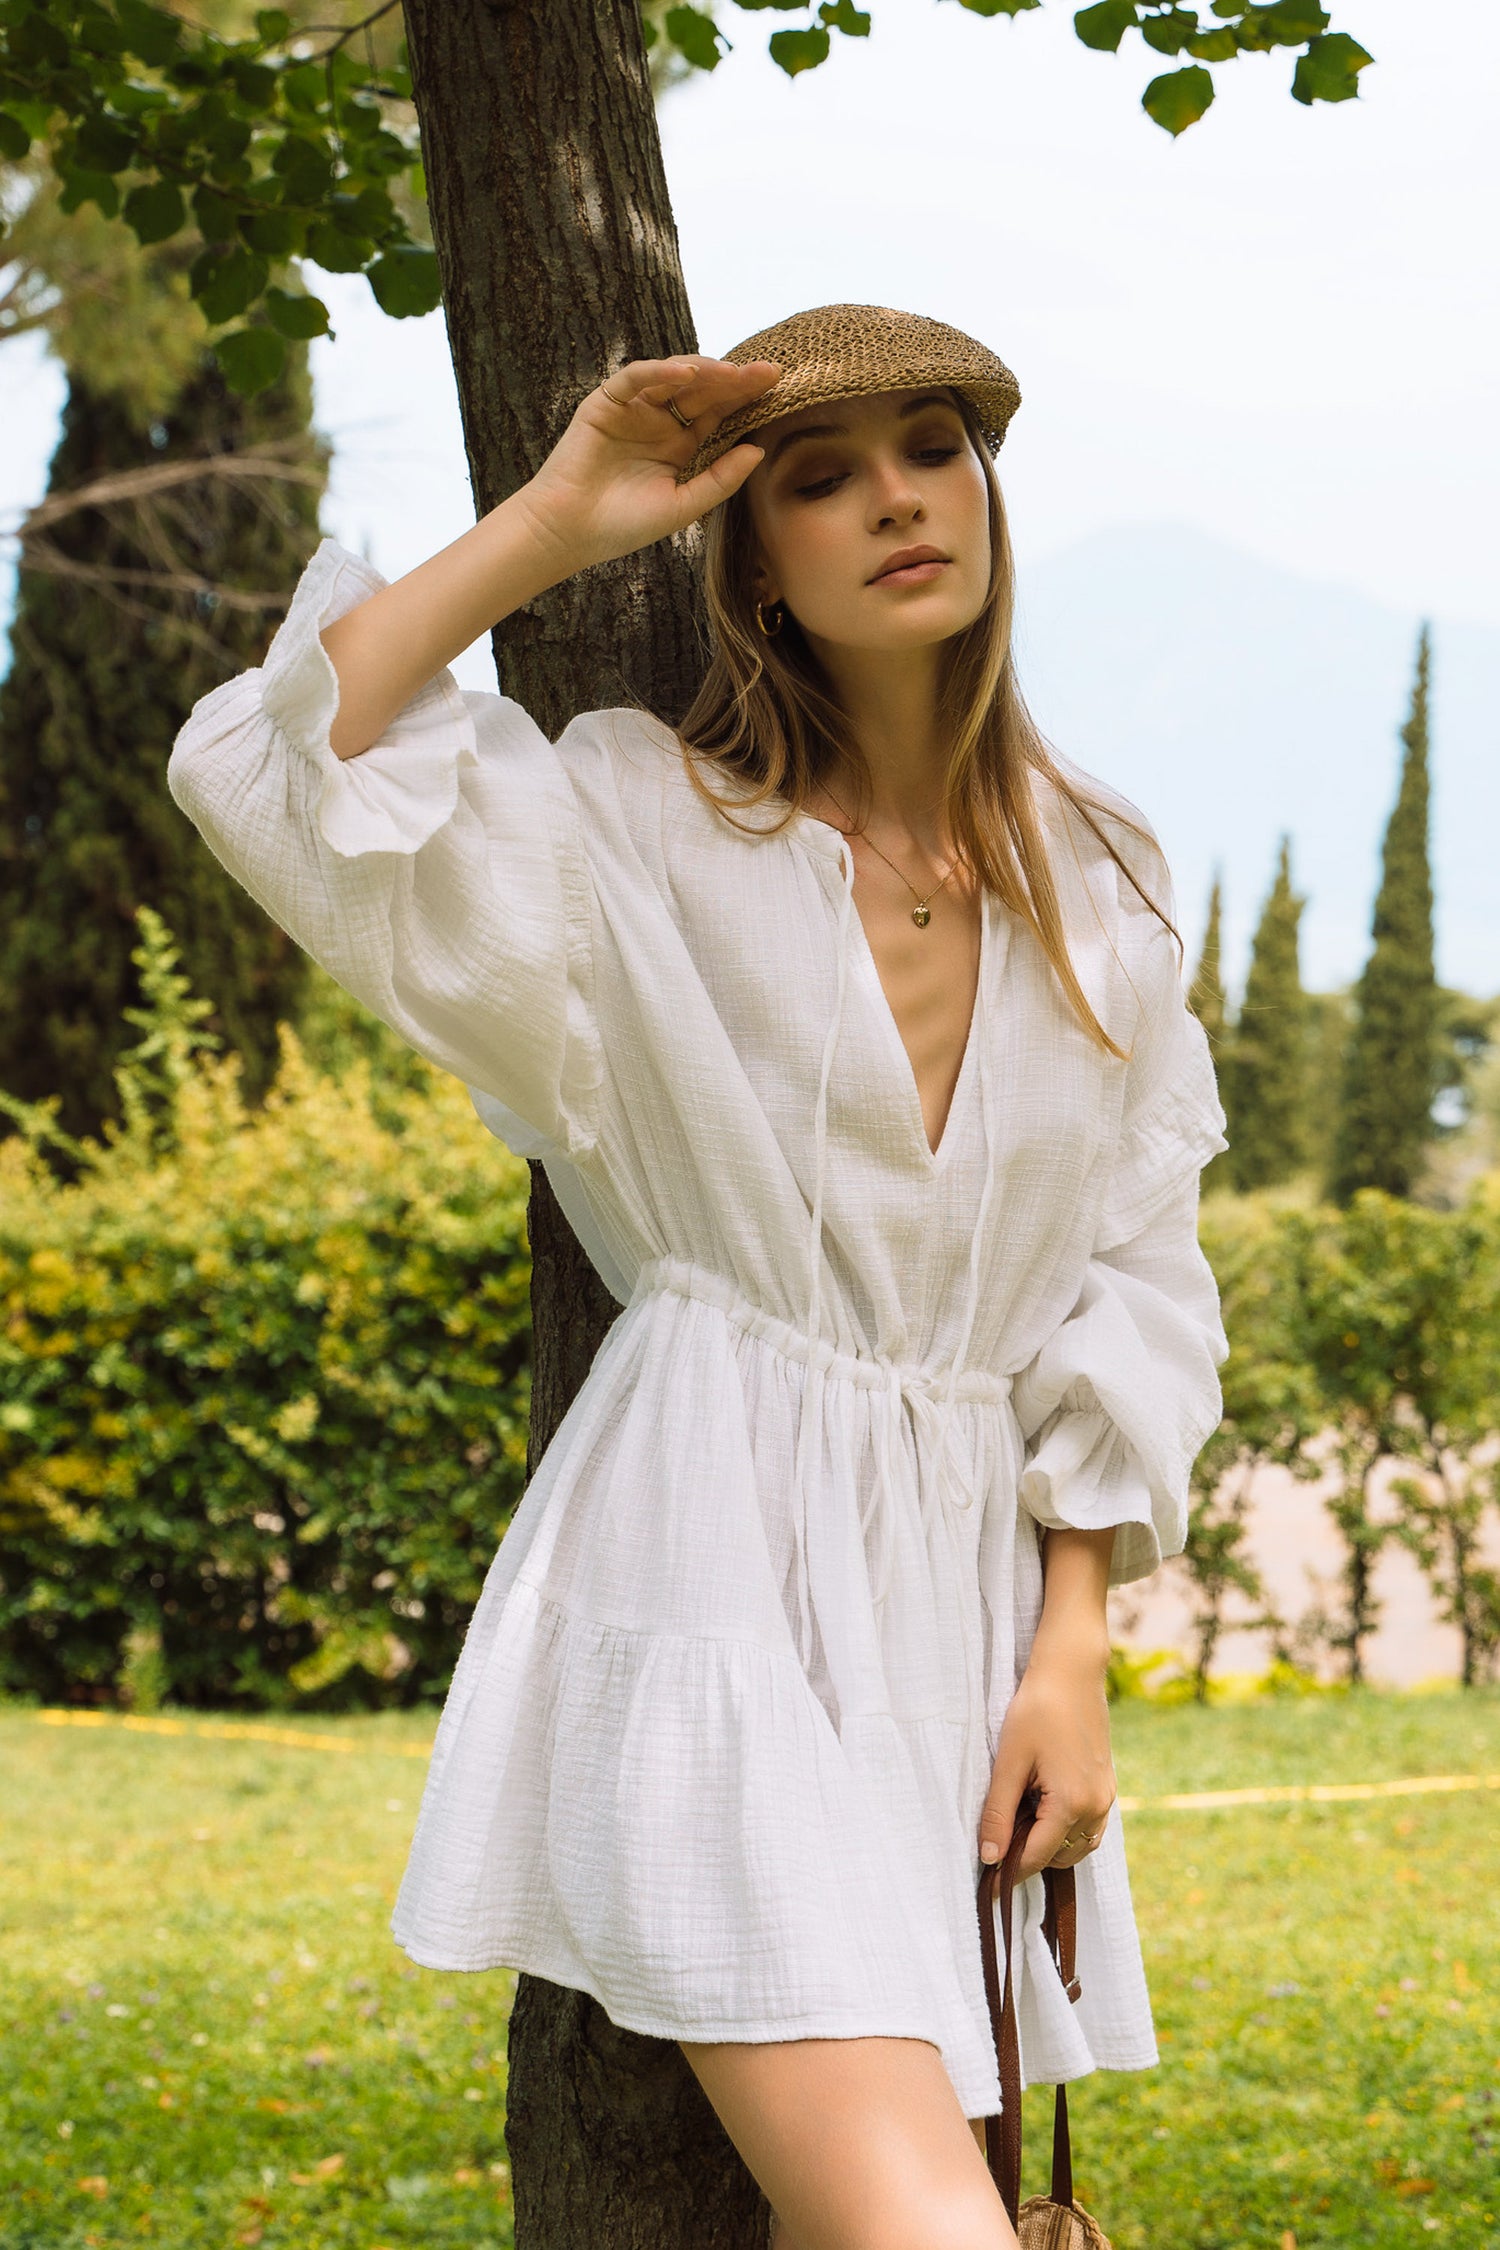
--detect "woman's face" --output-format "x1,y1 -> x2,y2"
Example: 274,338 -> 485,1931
742,385 -> 993,655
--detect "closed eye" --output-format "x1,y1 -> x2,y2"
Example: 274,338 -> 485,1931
793,445 -> 962,499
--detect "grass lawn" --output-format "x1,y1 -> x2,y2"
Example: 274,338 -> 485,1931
2,1688 -> 1498,2249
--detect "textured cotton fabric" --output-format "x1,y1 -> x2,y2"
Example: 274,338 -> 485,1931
168,536 -> 1228,2118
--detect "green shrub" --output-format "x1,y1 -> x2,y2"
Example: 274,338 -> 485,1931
0,915 -> 533,1711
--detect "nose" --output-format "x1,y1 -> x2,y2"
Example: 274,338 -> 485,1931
866,448 -> 925,531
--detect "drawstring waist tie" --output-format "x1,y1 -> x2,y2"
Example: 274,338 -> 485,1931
627,1250 -> 1014,1810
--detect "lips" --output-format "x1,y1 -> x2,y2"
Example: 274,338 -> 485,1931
869,545 -> 950,582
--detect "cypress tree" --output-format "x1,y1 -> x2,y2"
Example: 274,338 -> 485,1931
1190,872 -> 1228,1049
1224,835 -> 1309,1191
1189,872 -> 1231,1190
0,353 -> 326,1137
1328,626 -> 1439,1203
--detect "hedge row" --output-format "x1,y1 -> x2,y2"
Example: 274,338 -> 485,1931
0,921 -> 534,1710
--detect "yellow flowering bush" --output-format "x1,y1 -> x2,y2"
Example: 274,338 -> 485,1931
0,914 -> 533,1711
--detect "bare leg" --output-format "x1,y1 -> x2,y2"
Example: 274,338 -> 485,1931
768,2119 -> 992,2249
680,2035 -> 1017,2250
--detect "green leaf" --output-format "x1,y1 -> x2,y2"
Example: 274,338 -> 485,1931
73,110 -> 137,172
664,4 -> 727,68
331,48 -> 374,88
166,53 -> 218,89
1142,62 -> 1215,132
57,167 -> 121,219
1141,8 -> 1196,56
192,182 -> 240,243
231,59 -> 278,111
109,80 -> 173,117
281,61 -> 326,115
641,10 -> 658,45
75,7 -> 128,62
239,206 -> 303,255
955,0 -> 1041,16
0,108 -> 31,161
254,7 -> 293,40
819,0 -> 872,33
360,126 -> 413,177
1256,0 -> 1330,38
12,12 -> 73,70
1073,1 -> 1136,53
116,0 -> 183,66
1186,26 -> 1237,59
214,325 -> 287,395
1232,0 -> 1328,49
307,219 -> 372,273
732,0 -> 810,12
122,178 -> 185,245
272,131 -> 335,202
366,243 -> 442,317
190,243 -> 269,324
264,285 -> 330,340
335,185 -> 397,236
769,24 -> 831,73
335,90 -> 383,138
1292,30 -> 1372,104
203,115 -> 253,175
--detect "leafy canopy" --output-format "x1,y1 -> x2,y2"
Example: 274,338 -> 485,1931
645,0 -> 1373,134
1,0 -> 1376,395
0,0 -> 437,394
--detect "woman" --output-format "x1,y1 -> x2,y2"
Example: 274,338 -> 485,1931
168,303 -> 1227,2250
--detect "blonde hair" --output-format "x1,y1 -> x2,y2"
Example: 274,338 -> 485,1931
673,394 -> 1179,1058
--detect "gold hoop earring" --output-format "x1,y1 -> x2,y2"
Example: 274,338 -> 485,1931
755,599 -> 784,639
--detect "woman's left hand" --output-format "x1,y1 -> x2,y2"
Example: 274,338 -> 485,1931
979,1523 -> 1118,1881
978,1648 -> 1117,1884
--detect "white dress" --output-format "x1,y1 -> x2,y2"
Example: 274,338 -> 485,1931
168,536 -> 1228,2120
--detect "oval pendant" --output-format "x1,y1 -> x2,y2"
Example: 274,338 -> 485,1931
912,903 -> 931,928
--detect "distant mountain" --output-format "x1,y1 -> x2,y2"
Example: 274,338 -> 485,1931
1012,523 -> 1498,996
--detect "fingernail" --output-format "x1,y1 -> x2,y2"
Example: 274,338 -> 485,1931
980,1842 -> 999,1864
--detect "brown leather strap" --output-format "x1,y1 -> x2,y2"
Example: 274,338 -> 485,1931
976,1796 -> 1085,2225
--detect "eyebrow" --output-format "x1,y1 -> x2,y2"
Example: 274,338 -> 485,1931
764,391 -> 961,469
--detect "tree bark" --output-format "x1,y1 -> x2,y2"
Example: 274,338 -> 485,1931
400,3 -> 769,2241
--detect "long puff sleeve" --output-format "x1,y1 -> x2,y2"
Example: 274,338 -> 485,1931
166,537 -> 601,1159
1011,852 -> 1229,1587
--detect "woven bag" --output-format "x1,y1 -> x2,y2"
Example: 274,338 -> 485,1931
976,1798 -> 1113,2249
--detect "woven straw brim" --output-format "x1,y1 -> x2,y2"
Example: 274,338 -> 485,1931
680,302 -> 1021,483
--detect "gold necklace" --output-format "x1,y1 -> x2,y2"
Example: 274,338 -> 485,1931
822,788 -> 962,929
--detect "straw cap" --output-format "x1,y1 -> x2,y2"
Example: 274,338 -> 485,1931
680,302 -> 1021,482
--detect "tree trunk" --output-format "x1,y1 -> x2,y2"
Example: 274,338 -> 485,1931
400,3 -> 770,2241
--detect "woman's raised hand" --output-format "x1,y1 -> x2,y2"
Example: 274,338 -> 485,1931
513,355 -> 783,575
315,355 -> 780,761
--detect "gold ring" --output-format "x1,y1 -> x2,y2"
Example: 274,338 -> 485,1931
600,381 -> 628,406
664,395 -> 694,429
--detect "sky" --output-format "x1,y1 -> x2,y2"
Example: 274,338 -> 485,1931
1,0 -> 1495,985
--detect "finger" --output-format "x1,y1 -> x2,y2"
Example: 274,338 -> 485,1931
977,1759 -> 1034,1869
670,357 -> 783,425
1039,1808 -> 1111,1877
596,356 -> 707,410
598,356 -> 779,422
672,440 -> 767,519
1018,1805 -> 1077,1881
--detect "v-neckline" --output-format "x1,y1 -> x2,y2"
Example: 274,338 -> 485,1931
800,806 -> 987,1173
